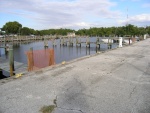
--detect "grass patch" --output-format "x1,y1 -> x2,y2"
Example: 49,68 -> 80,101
40,105 -> 56,113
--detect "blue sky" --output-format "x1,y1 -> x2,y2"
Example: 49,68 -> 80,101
0,0 -> 150,30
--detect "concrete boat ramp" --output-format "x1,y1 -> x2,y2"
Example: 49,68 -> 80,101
0,39 -> 150,113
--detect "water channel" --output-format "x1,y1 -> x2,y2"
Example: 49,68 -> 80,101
0,37 -> 118,78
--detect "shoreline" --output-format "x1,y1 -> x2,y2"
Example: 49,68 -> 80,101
0,39 -> 142,84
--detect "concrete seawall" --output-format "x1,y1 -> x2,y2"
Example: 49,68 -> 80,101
0,39 -> 150,113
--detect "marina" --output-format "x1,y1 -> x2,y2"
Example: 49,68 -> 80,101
0,1 -> 150,112
0,36 -> 120,78
0,38 -> 150,113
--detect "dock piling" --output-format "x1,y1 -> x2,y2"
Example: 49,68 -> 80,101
129,38 -> 131,45
9,45 -> 15,76
44,37 -> 48,48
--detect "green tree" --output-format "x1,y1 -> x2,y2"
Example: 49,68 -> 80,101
146,26 -> 150,35
2,21 -> 22,34
21,27 -> 31,35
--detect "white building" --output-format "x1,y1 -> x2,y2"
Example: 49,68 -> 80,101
67,32 -> 75,37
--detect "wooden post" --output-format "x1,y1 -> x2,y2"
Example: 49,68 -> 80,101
89,36 -> 90,48
110,44 -> 112,49
54,39 -> 56,46
76,37 -> 78,46
96,37 -> 99,49
129,38 -> 130,45
44,38 -> 48,48
86,37 -> 88,47
30,47 -> 34,71
60,38 -> 62,46
49,49 -> 55,66
63,38 -> 64,46
9,45 -> 14,76
52,39 -> 55,46
5,44 -> 9,55
108,37 -> 111,49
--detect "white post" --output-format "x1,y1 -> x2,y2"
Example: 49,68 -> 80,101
119,37 -> 122,47
144,34 -> 146,40
111,39 -> 114,43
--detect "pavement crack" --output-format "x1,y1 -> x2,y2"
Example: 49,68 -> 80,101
53,96 -> 57,107
57,107 -> 84,113
129,86 -> 137,98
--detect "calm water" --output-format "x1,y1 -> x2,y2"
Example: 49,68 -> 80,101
0,37 -> 118,77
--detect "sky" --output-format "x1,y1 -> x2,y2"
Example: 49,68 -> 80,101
0,0 -> 150,30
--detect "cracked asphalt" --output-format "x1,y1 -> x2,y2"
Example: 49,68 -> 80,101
0,38 -> 150,113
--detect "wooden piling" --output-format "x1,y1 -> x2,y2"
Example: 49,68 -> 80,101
44,37 -> 48,48
62,38 -> 65,46
52,39 -> 56,46
60,38 -> 62,46
96,37 -> 100,49
9,45 -> 14,76
30,47 -> 34,71
99,44 -> 100,49
76,37 -> 78,46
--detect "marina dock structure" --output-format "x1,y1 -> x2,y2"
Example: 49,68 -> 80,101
0,40 -> 28,76
58,36 -> 121,48
0,57 -> 27,76
0,35 -> 139,45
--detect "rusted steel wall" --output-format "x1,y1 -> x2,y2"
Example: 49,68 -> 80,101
26,49 -> 55,71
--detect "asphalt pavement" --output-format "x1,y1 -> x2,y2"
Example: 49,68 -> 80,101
0,38 -> 150,113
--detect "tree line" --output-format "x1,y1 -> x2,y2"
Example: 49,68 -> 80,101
1,21 -> 150,37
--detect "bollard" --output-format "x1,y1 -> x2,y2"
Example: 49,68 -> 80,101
9,45 -> 15,76
118,37 -> 122,47
144,34 -> 146,40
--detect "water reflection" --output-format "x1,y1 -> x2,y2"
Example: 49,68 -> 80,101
0,37 -> 118,65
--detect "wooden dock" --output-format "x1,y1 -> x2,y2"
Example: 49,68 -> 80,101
0,57 -> 28,75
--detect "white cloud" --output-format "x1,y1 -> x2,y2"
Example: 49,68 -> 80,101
118,14 -> 150,26
1,0 -> 149,29
0,0 -> 120,29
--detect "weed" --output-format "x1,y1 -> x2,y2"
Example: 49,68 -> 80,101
40,105 -> 55,113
